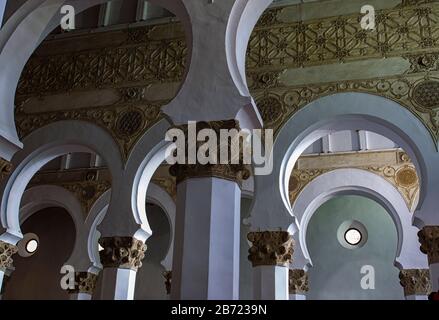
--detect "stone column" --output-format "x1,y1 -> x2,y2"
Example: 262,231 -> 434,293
418,226 -> 439,300
170,120 -> 248,300
0,240 -> 17,297
399,269 -> 431,300
68,272 -> 98,300
248,231 -> 294,300
98,237 -> 147,300
289,269 -> 309,300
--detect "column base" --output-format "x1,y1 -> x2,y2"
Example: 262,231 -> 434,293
405,294 -> 428,300
289,294 -> 306,300
70,293 -> 93,300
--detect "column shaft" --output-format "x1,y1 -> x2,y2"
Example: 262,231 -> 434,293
172,177 -> 241,299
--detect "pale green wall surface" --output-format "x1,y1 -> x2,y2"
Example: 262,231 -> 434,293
306,195 -> 404,300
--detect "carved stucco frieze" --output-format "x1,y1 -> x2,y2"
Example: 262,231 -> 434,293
248,4 -> 439,70
418,226 -> 439,264
152,177 -> 176,202
289,269 -> 309,295
29,169 -> 112,219
247,231 -> 294,267
99,237 -> 147,271
68,272 -> 98,295
254,74 -> 439,143
0,158 -> 12,183
168,120 -> 251,185
289,153 -> 419,211
16,100 -> 164,162
399,269 -> 432,296
0,241 -> 18,272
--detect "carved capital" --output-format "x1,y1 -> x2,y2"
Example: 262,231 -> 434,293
169,120 -> 250,185
68,272 -> 98,295
163,270 -> 172,295
0,241 -> 18,271
418,226 -> 439,264
99,237 -> 147,271
247,231 -> 294,267
399,269 -> 432,296
170,164 -> 250,185
0,158 -> 12,182
289,269 -> 309,295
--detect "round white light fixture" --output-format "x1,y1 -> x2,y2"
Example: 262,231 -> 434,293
337,220 -> 368,249
17,233 -> 40,257
25,239 -> 39,253
344,228 -> 362,246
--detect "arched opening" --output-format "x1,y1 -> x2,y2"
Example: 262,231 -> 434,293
0,0 -> 191,159
305,195 -> 403,300
2,207 -> 76,299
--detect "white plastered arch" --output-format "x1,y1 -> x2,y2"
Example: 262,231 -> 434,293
291,168 -> 428,271
146,182 -> 176,271
19,184 -> 84,248
85,182 -> 176,273
250,93 -> 439,232
98,118 -> 172,242
0,0 -> 192,160
0,120 -> 122,245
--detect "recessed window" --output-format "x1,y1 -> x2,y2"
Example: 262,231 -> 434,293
344,228 -> 362,246
25,239 -> 39,253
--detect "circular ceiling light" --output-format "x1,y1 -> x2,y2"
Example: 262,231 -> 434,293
337,220 -> 368,249
344,228 -> 362,246
25,239 -> 39,253
17,233 -> 40,257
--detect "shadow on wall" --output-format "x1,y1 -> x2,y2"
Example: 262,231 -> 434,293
306,195 -> 404,300
3,207 -> 76,300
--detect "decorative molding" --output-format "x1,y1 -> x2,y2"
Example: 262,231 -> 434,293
289,151 -> 419,211
163,270 -> 172,295
289,269 -> 309,295
254,73 -> 439,143
152,177 -> 176,202
249,4 -> 439,71
0,158 -> 12,183
98,237 -> 147,271
17,32 -> 186,97
169,120 -> 250,185
418,226 -> 439,264
16,99 -> 164,162
170,164 -> 250,186
247,231 -> 294,267
68,272 -> 98,295
399,269 -> 432,296
29,168 -> 111,218
61,180 -> 111,217
0,241 -> 18,272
